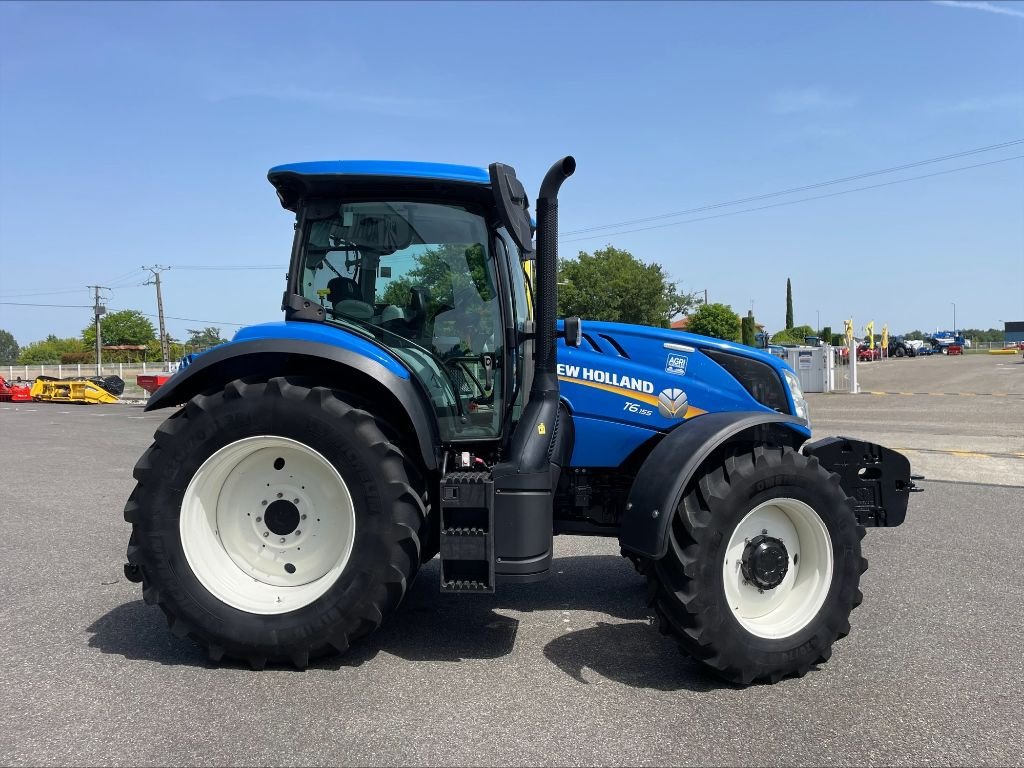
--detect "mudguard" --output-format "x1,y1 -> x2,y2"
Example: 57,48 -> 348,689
619,411 -> 807,560
145,338 -> 440,470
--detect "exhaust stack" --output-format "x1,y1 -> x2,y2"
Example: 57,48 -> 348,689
532,156 -> 576,396
502,156 -> 575,475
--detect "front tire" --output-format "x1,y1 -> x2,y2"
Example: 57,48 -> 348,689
646,446 -> 866,684
124,377 -> 426,668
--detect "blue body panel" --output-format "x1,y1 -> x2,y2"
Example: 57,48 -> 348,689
208,319 -> 803,469
231,321 -> 409,379
554,320 -> 807,467
268,160 -> 489,185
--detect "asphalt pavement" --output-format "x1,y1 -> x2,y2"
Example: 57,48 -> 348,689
1,391 -> 1022,766
808,352 -> 1023,486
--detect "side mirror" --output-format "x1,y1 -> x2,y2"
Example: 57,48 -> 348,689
564,316 -> 583,347
489,163 -> 534,256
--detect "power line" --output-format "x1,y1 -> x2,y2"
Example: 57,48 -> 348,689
560,154 -> 1024,244
167,265 -> 285,271
0,288 -> 95,298
561,137 -> 1024,237
107,307 -> 249,327
0,301 -> 94,308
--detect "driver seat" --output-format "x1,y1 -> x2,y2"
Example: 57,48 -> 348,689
327,276 -> 373,320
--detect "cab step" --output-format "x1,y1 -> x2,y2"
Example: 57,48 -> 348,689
439,471 -> 494,593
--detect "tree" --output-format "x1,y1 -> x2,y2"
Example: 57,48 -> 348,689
17,335 -> 86,364
821,325 -> 832,344
81,309 -> 156,347
557,246 -> 696,327
185,327 -> 228,348
771,324 -> 815,345
741,311 -> 756,346
785,278 -> 794,330
686,302 -> 741,341
0,329 -> 19,363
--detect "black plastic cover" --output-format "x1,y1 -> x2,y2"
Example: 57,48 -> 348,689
488,163 -> 534,255
804,436 -> 915,527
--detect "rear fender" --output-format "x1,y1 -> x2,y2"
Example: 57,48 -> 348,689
619,411 -> 807,560
145,338 -> 440,470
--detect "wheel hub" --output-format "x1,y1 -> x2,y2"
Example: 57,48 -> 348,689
741,534 -> 789,590
264,499 -> 300,536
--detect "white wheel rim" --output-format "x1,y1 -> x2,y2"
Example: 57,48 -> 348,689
180,436 -> 356,615
722,497 -> 834,639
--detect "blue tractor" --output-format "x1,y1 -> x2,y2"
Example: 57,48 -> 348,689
124,157 -> 919,683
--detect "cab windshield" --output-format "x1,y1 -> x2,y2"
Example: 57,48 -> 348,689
298,200 -> 504,440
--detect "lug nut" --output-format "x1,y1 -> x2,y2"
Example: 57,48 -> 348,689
293,498 -> 300,504
256,517 -> 262,523
277,492 -> 283,499
295,530 -> 301,536
261,500 -> 268,506
263,532 -> 269,538
301,514 -> 307,520
279,537 -> 286,544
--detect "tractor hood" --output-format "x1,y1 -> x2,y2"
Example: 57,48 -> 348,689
554,320 -> 808,466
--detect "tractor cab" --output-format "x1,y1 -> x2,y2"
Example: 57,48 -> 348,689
269,162 -> 537,443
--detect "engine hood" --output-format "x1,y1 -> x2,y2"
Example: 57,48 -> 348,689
554,319 -> 804,465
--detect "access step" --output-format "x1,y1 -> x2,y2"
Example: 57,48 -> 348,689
439,472 -> 494,593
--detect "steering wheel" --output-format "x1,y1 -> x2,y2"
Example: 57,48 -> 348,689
444,356 -> 489,400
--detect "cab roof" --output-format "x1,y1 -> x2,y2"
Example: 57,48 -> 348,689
268,160 -> 491,211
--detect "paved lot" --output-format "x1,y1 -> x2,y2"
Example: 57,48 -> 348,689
1,377 -> 1022,766
808,353 -> 1024,486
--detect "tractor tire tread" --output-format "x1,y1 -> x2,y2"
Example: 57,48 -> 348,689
124,375 -> 427,670
644,445 -> 866,685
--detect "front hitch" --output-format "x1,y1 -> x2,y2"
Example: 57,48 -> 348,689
804,437 -> 923,527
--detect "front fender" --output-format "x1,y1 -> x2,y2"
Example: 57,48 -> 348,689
145,337 -> 440,470
619,411 -> 807,560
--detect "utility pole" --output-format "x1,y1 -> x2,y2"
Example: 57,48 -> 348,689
87,285 -> 109,375
144,265 -> 171,367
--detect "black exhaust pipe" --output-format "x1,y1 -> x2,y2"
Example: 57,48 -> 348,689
501,156 -> 575,475
533,156 -> 576,395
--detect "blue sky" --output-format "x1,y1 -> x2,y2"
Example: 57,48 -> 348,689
1,0 -> 1022,347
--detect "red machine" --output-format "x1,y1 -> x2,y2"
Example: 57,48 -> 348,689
136,373 -> 172,395
0,376 -> 32,402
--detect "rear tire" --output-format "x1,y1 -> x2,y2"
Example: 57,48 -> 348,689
124,377 -> 426,668
645,446 -> 866,684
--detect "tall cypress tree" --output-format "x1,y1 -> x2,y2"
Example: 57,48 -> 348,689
785,278 -> 794,330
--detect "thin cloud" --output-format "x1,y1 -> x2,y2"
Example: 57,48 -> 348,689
205,84 -> 461,118
946,93 -> 1024,111
932,1 -> 1024,20
771,88 -> 857,115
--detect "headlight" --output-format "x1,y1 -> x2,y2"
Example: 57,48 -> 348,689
783,369 -> 810,425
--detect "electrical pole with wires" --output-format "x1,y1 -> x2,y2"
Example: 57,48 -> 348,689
87,285 -> 109,375
143,266 -> 171,367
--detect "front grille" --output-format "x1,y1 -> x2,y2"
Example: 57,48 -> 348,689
702,349 -> 790,414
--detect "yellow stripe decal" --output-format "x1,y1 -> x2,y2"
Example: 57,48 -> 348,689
558,376 -> 706,419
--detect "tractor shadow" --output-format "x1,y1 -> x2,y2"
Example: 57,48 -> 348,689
87,553 -> 726,691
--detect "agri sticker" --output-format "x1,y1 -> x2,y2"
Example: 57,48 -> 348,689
665,353 -> 688,376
